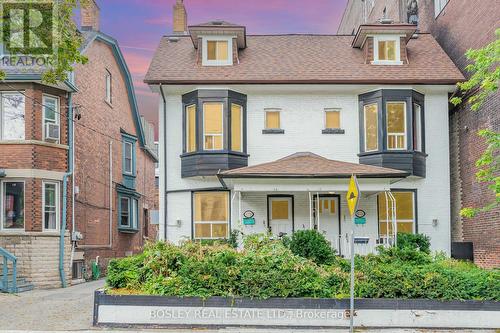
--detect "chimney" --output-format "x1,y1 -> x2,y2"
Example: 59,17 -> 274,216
173,0 -> 188,35
81,0 -> 100,31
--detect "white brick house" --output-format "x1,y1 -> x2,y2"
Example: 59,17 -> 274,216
145,6 -> 463,254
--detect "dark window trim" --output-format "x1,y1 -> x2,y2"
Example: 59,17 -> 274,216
262,129 -> 285,134
266,194 -> 295,235
118,194 -> 139,233
191,189 -> 232,240
322,128 -> 345,135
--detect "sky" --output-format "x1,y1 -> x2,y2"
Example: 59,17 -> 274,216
92,0 -> 349,138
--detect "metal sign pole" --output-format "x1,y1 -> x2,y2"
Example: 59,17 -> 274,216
349,227 -> 355,333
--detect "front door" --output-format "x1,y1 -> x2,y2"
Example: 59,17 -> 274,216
268,196 -> 293,237
315,196 -> 340,248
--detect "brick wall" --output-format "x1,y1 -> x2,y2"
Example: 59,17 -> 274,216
72,37 -> 157,270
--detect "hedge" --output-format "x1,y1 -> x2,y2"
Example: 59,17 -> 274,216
106,235 -> 500,301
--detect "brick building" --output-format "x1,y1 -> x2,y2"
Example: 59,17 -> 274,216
0,0 -> 157,290
338,0 -> 500,268
72,0 -> 158,277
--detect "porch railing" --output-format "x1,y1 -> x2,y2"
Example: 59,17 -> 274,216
330,235 -> 394,258
0,247 -> 17,293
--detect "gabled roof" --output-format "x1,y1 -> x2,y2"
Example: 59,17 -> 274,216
188,20 -> 247,49
220,152 -> 409,178
145,33 -> 464,85
80,30 -> 156,160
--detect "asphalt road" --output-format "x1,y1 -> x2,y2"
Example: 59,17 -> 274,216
0,281 -> 495,332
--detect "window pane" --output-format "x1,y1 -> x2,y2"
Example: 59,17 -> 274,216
124,142 -> 133,173
186,104 -> 196,152
105,72 -> 112,103
207,41 -> 217,60
194,223 -> 211,238
194,192 -> 228,222
212,223 -> 228,238
43,96 -> 58,123
387,102 -> 406,149
271,200 -> 289,220
217,41 -> 228,61
44,183 -> 58,230
132,199 -> 138,229
265,111 -> 280,129
364,104 -> 378,151
325,110 -> 340,129
120,197 -> 129,226
2,93 -> 25,140
378,192 -> 415,236
231,104 -> 242,151
2,182 -> 24,229
378,40 -> 396,60
203,103 -> 223,150
413,104 -> 422,151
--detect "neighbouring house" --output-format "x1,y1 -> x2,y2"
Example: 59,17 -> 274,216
0,0 -> 157,291
72,0 -> 158,278
337,0 -> 499,268
145,0 -> 464,255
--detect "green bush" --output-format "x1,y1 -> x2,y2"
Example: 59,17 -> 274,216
286,230 -> 336,265
397,233 -> 431,254
105,235 -> 500,301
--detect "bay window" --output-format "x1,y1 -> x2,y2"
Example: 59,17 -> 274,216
193,191 -> 229,239
0,92 -> 25,140
231,104 -> 243,152
42,95 -> 60,143
413,103 -> 422,152
119,195 -> 138,232
1,181 -> 25,230
364,103 -> 378,152
185,104 -> 196,153
386,102 -> 406,150
203,102 -> 224,151
43,182 -> 59,231
378,191 -> 416,236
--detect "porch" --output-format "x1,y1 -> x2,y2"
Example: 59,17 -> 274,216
219,152 -> 412,257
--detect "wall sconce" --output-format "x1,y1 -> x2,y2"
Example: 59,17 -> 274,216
0,169 -> 6,178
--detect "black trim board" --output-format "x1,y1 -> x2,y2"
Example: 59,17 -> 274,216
94,291 -> 500,311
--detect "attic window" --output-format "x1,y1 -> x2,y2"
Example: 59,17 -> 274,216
372,35 -> 403,65
202,37 -> 233,66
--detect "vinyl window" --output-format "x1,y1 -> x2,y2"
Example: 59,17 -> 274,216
207,41 -> 229,61
0,92 -> 25,140
363,103 -> 378,152
1,181 -> 25,230
185,104 -> 197,153
193,191 -> 229,239
203,38 -> 232,66
265,109 -> 281,129
42,95 -> 60,142
119,196 -> 138,230
325,109 -> 341,129
123,141 -> 134,174
378,192 -> 415,236
386,102 -> 406,150
231,103 -> 243,152
372,35 -> 402,65
203,102 -> 224,150
43,182 -> 59,231
413,103 -> 422,152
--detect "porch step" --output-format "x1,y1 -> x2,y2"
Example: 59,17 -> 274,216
0,275 -> 34,293
16,282 -> 34,293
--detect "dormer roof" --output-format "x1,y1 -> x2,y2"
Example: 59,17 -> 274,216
352,23 -> 417,48
188,20 -> 247,49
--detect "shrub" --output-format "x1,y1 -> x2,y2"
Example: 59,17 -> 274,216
286,230 -> 336,265
397,233 -> 431,254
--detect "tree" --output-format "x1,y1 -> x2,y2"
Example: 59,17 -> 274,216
0,0 -> 88,83
450,29 -> 500,218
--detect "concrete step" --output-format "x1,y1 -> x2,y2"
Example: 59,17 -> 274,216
16,282 -> 34,293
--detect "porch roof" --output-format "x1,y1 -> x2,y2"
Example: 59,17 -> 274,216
220,152 -> 409,179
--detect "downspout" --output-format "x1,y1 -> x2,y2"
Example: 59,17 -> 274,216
159,84 -> 168,240
60,92 -> 74,288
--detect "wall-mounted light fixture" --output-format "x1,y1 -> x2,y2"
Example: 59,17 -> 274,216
0,169 -> 6,178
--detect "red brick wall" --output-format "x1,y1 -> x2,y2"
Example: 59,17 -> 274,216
72,38 -> 157,269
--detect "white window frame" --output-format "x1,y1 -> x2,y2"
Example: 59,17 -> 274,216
202,36 -> 234,66
119,196 -> 138,230
264,108 -> 282,130
324,108 -> 341,129
363,103 -> 378,152
413,103 -> 422,152
193,191 -> 230,240
105,70 -> 112,104
123,141 -> 134,175
203,102 -> 224,151
434,0 -> 450,17
0,179 -> 26,231
371,34 -> 403,65
0,91 -> 25,141
378,191 -> 416,235
42,181 -> 60,232
231,103 -> 243,152
386,102 -> 407,151
42,94 -> 60,143
185,104 -> 197,153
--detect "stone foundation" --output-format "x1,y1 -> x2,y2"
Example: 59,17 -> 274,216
0,231 -> 72,289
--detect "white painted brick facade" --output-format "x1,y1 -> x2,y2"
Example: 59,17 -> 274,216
159,85 -> 453,254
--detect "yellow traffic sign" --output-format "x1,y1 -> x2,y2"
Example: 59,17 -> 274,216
347,175 -> 360,217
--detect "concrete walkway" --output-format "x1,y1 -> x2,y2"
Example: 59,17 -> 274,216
0,282 -> 495,332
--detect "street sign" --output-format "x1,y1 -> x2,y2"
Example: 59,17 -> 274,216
346,175 -> 360,217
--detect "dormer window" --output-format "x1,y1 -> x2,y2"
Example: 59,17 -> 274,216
202,37 -> 233,66
372,35 -> 402,65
